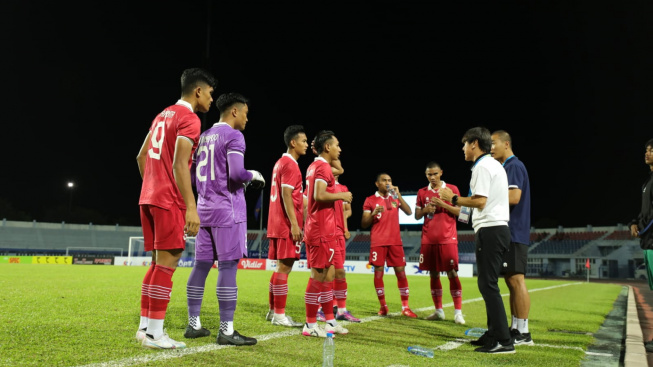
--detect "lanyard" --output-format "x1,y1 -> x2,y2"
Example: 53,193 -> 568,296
468,153 -> 490,196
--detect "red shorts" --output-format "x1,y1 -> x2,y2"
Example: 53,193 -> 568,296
332,236 -> 346,269
418,243 -> 459,272
369,245 -> 406,267
140,204 -> 186,252
306,238 -> 339,269
268,237 -> 302,260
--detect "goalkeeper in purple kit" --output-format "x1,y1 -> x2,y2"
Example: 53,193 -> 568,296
184,93 -> 265,346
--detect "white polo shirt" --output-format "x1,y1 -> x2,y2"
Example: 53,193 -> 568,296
469,154 -> 510,232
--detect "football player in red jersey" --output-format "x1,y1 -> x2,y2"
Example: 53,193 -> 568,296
361,173 -> 417,318
265,125 -> 309,328
301,131 -> 352,337
414,162 -> 464,324
135,68 -> 216,349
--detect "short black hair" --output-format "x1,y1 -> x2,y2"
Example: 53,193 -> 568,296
646,138 -> 653,150
376,172 -> 390,182
313,130 -> 335,155
283,125 -> 305,148
462,126 -> 492,153
492,130 -> 512,149
216,93 -> 249,115
180,68 -> 217,96
425,161 -> 441,170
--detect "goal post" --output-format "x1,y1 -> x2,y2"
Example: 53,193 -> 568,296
127,236 -> 196,265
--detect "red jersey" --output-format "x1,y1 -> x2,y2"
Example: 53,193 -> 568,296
362,192 -> 403,247
303,157 -> 337,243
416,181 -> 460,245
266,153 -> 304,238
331,181 -> 349,235
139,100 -> 200,210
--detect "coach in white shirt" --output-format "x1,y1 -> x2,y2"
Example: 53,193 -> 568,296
440,126 -> 514,355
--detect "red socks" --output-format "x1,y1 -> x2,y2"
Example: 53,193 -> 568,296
334,278 -> 347,309
430,276 -> 443,309
450,276 -> 462,310
374,271 -> 386,306
304,277 -> 321,323
148,264 -> 175,320
396,270 -> 409,308
272,272 -> 289,314
141,262 -> 156,317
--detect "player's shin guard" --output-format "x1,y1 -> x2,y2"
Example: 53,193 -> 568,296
430,276 -> 443,309
450,276 -> 462,311
374,271 -> 386,306
304,278 -> 321,324
148,264 -> 174,320
268,273 -> 275,311
186,260 -> 213,318
147,264 -> 175,339
320,281 -> 335,321
396,270 -> 409,308
334,278 -> 347,310
140,262 -> 156,325
272,272 -> 289,314
217,260 -> 238,323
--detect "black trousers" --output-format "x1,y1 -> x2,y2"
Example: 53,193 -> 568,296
475,225 -> 511,343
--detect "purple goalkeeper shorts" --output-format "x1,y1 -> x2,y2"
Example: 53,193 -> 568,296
195,222 -> 247,262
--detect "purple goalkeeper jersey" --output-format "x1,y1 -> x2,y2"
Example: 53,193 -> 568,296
194,122 -> 249,227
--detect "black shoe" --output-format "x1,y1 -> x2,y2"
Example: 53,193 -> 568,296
217,330 -> 257,346
184,325 -> 211,339
510,329 -> 534,346
333,305 -> 338,315
474,341 -> 516,354
470,331 -> 489,347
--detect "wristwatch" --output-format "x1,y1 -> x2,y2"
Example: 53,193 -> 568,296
452,195 -> 458,206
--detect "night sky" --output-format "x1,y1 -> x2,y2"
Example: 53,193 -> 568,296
2,1 -> 652,231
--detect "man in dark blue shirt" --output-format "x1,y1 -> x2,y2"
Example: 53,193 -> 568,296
491,130 -> 533,346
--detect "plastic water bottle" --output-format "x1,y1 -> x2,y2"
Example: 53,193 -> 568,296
407,345 -> 434,358
322,332 -> 335,367
465,327 -> 487,337
387,185 -> 398,199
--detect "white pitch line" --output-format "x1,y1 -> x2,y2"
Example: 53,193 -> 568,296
76,281 -> 589,367
436,339 -> 467,351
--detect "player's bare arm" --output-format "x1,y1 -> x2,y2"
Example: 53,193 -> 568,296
508,188 -> 522,206
360,211 -> 373,229
361,206 -> 383,229
414,202 -> 434,220
342,203 -> 351,239
136,131 -> 152,179
395,188 -> 412,215
173,136 -> 200,237
330,158 -> 344,176
440,187 -> 487,210
343,201 -> 352,219
314,181 -> 352,203
432,197 -> 461,216
282,186 -> 302,242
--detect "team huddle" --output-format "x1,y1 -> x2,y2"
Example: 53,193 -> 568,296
135,67 -> 533,355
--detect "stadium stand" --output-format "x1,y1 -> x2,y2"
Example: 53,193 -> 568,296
605,230 -> 632,240
0,220 -> 643,280
0,221 -> 141,256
